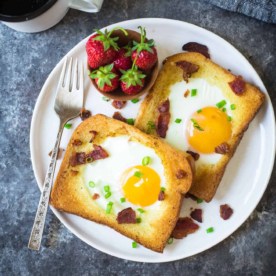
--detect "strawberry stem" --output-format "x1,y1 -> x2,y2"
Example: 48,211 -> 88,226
107,27 -> 128,38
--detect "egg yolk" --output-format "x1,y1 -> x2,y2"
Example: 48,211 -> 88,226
121,165 -> 161,207
186,107 -> 232,154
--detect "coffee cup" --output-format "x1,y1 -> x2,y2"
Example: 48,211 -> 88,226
0,0 -> 104,33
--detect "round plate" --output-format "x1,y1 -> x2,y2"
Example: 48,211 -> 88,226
30,18 -> 275,262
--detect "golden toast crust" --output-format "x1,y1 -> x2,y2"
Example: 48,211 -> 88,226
135,52 -> 265,202
50,114 -> 193,252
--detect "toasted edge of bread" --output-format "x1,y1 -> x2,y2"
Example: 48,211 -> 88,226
50,114 -> 194,252
135,52 -> 265,202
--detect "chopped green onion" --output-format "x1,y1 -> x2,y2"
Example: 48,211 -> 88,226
137,208 -> 145,213
64,123 -> 72,129
197,109 -> 202,113
175,118 -> 182,123
191,118 -> 204,131
89,181 -> 95,188
104,192 -> 111,199
131,98 -> 139,103
216,100 -> 227,109
104,185 -> 110,192
120,197 -> 126,203
126,118 -> 135,125
191,89 -> 197,97
106,202 -> 113,214
132,241 -> 138,248
227,116 -> 232,121
102,96 -> 110,102
134,171 -> 143,178
142,156 -> 151,166
222,107 -> 226,112
196,198 -> 203,204
161,187 -> 166,192
206,227 -> 214,233
167,237 -> 174,244
146,121 -> 155,133
136,218 -> 142,223
230,104 -> 236,110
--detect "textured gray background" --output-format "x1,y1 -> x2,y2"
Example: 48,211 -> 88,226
0,0 -> 276,275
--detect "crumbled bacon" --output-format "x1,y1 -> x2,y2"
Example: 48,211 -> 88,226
228,76 -> 245,95
176,169 -> 187,179
112,111 -> 127,123
92,193 -> 100,200
220,204 -> 233,220
158,191 -> 165,201
172,217 -> 199,239
89,130 -> 98,143
117,207 -> 136,224
175,61 -> 199,82
69,146 -> 109,167
190,209 -> 203,223
112,100 -> 127,109
215,142 -> 230,154
182,42 -> 210,58
48,148 -> 64,159
186,150 -> 200,161
158,99 -> 170,113
80,108 -> 92,121
72,139 -> 82,146
184,89 -> 190,97
156,113 -> 170,138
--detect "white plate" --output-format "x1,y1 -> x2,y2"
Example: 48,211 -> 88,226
30,18 -> 275,262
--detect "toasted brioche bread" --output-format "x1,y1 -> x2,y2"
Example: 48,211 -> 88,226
135,52 -> 265,202
50,114 -> 193,252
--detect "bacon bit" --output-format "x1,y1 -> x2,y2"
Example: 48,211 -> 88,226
158,191 -> 165,201
220,204 -> 233,220
72,139 -> 82,146
176,169 -> 187,179
70,169 -> 79,176
89,130 -> 98,143
184,89 -> 190,97
69,146 -> 108,167
172,217 -> 199,239
175,61 -> 199,82
88,145 -> 109,160
80,108 -> 92,121
228,76 -> 245,95
156,113 -> 170,138
182,42 -> 210,58
186,150 -> 200,161
48,148 -> 64,159
190,209 -> 203,223
117,207 -> 137,224
185,193 -> 198,201
92,193 -> 100,200
112,111 -> 127,123
70,152 -> 86,167
215,142 -> 230,154
112,100 -> 127,109
158,99 -> 170,113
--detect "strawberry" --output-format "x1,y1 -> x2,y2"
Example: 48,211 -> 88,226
90,64 -> 119,93
113,47 -> 132,71
86,27 -> 128,69
131,26 -> 157,70
120,65 -> 146,95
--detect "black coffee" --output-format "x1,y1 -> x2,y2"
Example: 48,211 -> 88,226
0,0 -> 57,21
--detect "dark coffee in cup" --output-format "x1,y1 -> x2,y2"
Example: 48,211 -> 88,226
0,0 -> 57,22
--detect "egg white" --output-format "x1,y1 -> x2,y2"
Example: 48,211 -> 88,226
166,78 -> 233,166
83,136 -> 166,214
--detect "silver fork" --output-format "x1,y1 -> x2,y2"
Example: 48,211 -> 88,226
28,58 -> 84,251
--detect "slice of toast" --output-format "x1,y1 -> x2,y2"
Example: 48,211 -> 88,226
50,114 -> 193,253
135,52 -> 265,202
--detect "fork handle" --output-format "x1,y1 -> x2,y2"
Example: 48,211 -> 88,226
28,119 -> 66,250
